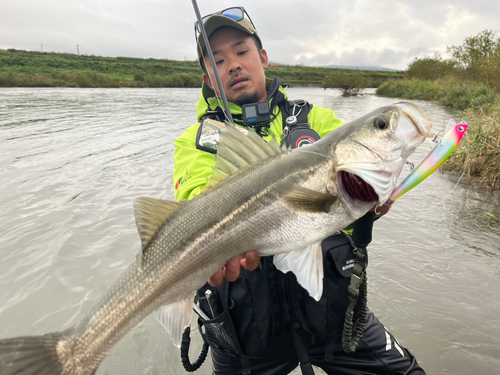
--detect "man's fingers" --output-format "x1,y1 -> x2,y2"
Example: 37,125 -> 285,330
208,252 -> 259,286
208,269 -> 224,287
241,251 -> 260,271
223,255 -> 242,282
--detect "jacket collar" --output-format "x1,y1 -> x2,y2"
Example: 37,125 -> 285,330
196,77 -> 288,122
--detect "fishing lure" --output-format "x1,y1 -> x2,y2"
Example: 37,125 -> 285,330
389,123 -> 468,201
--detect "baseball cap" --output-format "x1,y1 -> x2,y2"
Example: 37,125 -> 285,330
195,7 -> 261,61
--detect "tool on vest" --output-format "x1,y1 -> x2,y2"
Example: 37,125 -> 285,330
205,289 -> 216,318
281,100 -> 321,149
342,212 -> 374,353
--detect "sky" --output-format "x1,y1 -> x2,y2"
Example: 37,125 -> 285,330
1,0 -> 499,71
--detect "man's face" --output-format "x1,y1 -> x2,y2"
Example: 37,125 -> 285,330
202,27 -> 269,106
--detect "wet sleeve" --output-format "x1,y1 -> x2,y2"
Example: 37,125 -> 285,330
308,105 -> 343,137
173,123 -> 215,202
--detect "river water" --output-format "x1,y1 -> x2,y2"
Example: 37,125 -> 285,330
0,87 -> 499,375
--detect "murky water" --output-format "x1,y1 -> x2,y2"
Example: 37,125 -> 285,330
0,87 -> 499,374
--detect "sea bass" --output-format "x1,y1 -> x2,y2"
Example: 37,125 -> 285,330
0,102 -> 432,375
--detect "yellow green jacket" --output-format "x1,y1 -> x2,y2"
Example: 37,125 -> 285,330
174,80 -> 343,202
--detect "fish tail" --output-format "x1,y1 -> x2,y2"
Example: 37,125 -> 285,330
0,332 -> 65,375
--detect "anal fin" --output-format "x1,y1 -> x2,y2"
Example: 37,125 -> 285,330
154,296 -> 195,348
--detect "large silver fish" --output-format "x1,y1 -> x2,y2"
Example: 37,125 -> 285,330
0,102 -> 432,375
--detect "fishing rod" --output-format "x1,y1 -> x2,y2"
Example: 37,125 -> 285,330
191,0 -> 234,125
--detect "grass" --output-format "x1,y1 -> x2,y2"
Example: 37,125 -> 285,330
443,102 -> 500,190
376,77 -> 496,111
0,48 -> 403,88
377,77 -> 500,190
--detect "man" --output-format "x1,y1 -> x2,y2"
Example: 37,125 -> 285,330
173,6 -> 426,375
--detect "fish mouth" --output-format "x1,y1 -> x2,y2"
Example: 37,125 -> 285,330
339,171 -> 378,203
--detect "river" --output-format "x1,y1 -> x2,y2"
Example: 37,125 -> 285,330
0,87 -> 499,374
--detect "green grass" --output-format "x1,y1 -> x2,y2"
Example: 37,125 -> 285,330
377,77 -> 500,190
443,102 -> 500,190
376,77 -> 496,111
0,48 -> 403,88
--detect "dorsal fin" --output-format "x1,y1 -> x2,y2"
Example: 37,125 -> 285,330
134,197 -> 185,253
202,123 -> 283,193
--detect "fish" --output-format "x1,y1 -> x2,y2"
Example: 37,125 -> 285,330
0,102 -> 432,375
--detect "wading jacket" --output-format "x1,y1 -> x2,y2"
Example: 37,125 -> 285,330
173,80 -> 363,359
173,79 -> 343,201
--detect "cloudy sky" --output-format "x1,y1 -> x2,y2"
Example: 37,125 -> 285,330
1,0 -> 499,70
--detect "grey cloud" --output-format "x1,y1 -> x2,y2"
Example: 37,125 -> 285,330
1,0 -> 499,70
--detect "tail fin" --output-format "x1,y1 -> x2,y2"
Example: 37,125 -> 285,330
0,333 -> 64,375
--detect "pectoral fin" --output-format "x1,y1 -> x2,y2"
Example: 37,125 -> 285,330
154,296 -> 195,348
273,242 -> 324,301
277,183 -> 337,213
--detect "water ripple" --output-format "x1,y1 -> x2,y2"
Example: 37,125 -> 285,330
0,87 -> 498,374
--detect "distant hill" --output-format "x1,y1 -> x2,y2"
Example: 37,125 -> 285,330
268,61 -> 401,72
321,65 -> 400,72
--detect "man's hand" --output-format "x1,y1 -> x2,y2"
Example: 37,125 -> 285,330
208,251 -> 260,287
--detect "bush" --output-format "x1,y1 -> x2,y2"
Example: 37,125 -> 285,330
323,71 -> 369,96
447,30 -> 500,69
478,56 -> 500,92
405,53 -> 457,81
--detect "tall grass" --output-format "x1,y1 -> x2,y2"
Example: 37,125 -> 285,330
443,102 -> 500,190
0,71 -> 202,88
377,77 -> 496,111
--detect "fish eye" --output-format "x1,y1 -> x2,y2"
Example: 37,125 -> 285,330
372,117 -> 387,130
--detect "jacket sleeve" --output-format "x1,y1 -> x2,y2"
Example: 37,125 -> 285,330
308,105 -> 343,137
173,123 -> 216,202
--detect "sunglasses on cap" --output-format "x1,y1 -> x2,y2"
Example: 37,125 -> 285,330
194,6 -> 256,34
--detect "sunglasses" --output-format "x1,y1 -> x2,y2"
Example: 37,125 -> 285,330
194,6 -> 256,34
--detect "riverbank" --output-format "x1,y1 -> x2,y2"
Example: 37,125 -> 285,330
444,103 -> 500,190
377,79 -> 500,190
0,48 -> 402,88
375,30 -> 500,190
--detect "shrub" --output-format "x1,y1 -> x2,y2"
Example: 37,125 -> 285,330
323,72 -> 369,96
405,53 -> 458,81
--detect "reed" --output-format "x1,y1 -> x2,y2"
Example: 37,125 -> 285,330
443,102 -> 500,190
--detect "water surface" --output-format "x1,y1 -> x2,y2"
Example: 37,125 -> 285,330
0,87 -> 499,374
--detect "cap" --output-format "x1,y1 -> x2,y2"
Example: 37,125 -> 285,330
196,14 -> 261,61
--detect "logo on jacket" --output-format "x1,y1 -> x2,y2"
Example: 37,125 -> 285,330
175,176 -> 183,190
295,135 -> 317,148
175,170 -> 192,190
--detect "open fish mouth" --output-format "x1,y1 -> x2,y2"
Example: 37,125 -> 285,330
340,171 -> 378,202
339,168 -> 397,206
